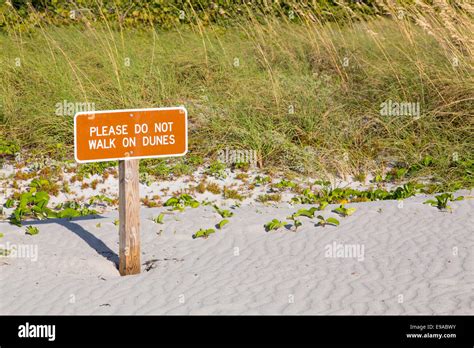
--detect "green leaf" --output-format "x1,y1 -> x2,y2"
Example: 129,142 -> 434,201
57,208 -> 81,219
164,197 -> 178,206
294,207 -> 317,218
318,201 -> 328,210
264,219 -> 286,232
4,198 -> 14,208
326,217 -> 340,226
192,228 -> 216,239
294,219 -> 302,229
153,213 -> 165,224
25,226 -> 39,235
45,208 -> 57,219
422,155 -> 433,166
217,219 -> 229,229
345,207 -> 356,216
213,205 -> 234,218
19,192 -> 32,209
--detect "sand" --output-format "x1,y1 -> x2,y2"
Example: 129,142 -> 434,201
0,190 -> 472,315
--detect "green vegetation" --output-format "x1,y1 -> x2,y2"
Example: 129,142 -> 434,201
54,201 -> 98,218
138,158 -> 199,180
217,219 -> 229,229
9,190 -> 53,226
0,1 -> 472,191
287,214 -> 302,231
222,188 -> 244,201
254,176 -> 271,186
88,194 -> 116,206
213,205 -> 233,218
318,202 -> 329,211
332,205 -> 356,217
4,198 -> 14,208
316,215 -> 340,227
5,186 -> 102,226
264,219 -> 287,232
77,161 -> 116,177
292,183 -> 428,205
25,225 -> 39,235
1,1 -> 381,32
0,139 -> 19,155
164,194 -> 200,211
232,162 -> 250,171
424,193 -> 464,212
192,228 -> 215,239
152,213 -> 165,224
213,204 -> 232,229
206,161 -> 227,179
291,207 -> 317,219
206,182 -> 221,195
256,193 -> 282,203
0,248 -> 11,256
29,178 -> 60,196
274,180 -> 296,190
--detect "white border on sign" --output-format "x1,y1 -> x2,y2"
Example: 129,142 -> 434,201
74,107 -> 188,163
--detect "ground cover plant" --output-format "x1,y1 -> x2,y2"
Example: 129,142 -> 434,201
152,213 -> 165,224
212,204 -> 234,218
164,194 -> 200,211
217,219 -> 229,229
423,193 -> 464,212
315,215 -> 340,227
264,219 -> 287,232
6,189 -> 99,226
332,205 -> 357,217
192,228 -> 215,239
25,225 -> 39,235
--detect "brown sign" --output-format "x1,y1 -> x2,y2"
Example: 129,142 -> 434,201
74,107 -> 187,163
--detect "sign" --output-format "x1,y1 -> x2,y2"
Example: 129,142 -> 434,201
74,107 -> 187,163
73,106 -> 188,276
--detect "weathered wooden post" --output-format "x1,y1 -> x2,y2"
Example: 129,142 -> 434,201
118,159 -> 140,275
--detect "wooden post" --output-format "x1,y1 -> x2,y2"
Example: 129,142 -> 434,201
118,159 -> 141,275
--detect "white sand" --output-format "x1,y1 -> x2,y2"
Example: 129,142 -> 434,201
0,190 -> 473,315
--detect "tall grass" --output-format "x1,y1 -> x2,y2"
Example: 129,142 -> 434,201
0,1 -> 472,188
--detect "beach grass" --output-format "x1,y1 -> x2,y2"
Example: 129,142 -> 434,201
0,1 -> 472,189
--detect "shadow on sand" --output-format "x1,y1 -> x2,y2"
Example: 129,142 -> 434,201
24,215 -> 119,268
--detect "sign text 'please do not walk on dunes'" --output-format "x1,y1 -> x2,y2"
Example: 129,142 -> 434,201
74,107 -> 187,276
74,107 -> 187,163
